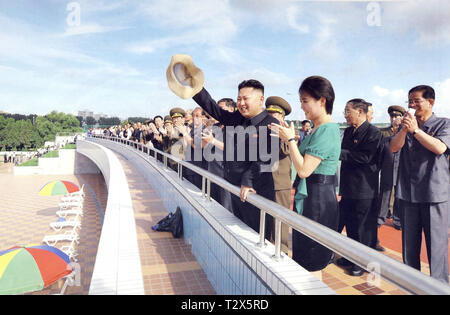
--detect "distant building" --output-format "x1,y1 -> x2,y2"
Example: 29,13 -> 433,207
94,113 -> 108,121
78,110 -> 108,122
78,110 -> 94,120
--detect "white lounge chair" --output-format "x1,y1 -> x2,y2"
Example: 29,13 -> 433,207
42,230 -> 79,247
56,207 -> 83,218
60,238 -> 79,262
60,194 -> 84,203
50,216 -> 81,231
59,200 -> 83,210
60,196 -> 83,204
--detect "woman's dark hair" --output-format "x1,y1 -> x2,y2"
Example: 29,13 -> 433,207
408,85 -> 435,100
347,98 -> 369,114
299,76 -> 335,114
238,79 -> 264,95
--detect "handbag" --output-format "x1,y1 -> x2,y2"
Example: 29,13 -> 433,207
152,207 -> 183,238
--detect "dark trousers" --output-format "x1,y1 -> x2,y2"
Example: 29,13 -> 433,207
293,178 -> 339,271
339,198 -> 378,249
378,186 -> 401,227
399,199 -> 449,284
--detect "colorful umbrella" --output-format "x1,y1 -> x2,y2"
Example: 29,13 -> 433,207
39,180 -> 80,196
0,244 -> 72,295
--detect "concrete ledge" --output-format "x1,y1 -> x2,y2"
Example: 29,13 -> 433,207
92,138 -> 335,295
76,140 -> 145,295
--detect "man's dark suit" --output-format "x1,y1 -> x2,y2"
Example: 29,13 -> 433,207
193,88 -> 283,237
339,120 -> 382,249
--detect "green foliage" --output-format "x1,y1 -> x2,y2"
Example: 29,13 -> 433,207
98,116 -> 121,126
127,117 -> 149,124
0,111 -> 82,151
41,150 -> 59,158
85,116 -> 97,125
62,143 -> 76,149
17,158 -> 38,167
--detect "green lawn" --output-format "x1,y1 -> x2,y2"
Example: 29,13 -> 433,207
62,143 -> 76,149
41,150 -> 59,158
17,158 -> 38,167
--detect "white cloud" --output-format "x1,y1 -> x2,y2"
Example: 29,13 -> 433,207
62,24 -> 129,37
215,68 -> 295,90
370,79 -> 450,120
286,6 -> 310,34
127,0 -> 238,57
434,78 -> 450,117
371,85 -> 408,122
383,0 -> 450,46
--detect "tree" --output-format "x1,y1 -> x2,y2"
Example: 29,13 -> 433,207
98,116 -> 121,126
85,116 -> 97,125
127,117 -> 149,124
0,111 -> 82,151
75,116 -> 84,125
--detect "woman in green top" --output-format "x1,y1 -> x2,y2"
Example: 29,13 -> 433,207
270,76 -> 341,276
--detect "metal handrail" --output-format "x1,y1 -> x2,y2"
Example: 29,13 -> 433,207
89,135 -> 450,295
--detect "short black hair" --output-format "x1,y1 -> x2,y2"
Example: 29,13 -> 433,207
347,98 -> 370,114
301,120 -> 311,126
299,76 -> 335,114
409,85 -> 435,100
238,79 -> 264,95
218,98 -> 236,108
154,115 -> 163,121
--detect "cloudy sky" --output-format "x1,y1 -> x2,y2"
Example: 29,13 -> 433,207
0,0 -> 449,122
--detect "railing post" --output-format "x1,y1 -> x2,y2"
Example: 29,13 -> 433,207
202,176 -> 206,198
206,179 -> 211,201
257,210 -> 266,248
178,163 -> 183,181
273,218 -> 283,261
164,155 -> 168,169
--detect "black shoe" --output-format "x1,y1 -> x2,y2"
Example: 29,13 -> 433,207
350,265 -> 365,277
336,258 -> 352,267
375,244 -> 386,252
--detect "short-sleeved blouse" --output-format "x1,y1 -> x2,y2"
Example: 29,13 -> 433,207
299,122 -> 341,175
294,122 -> 341,214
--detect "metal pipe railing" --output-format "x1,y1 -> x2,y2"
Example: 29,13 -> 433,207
88,135 -> 450,295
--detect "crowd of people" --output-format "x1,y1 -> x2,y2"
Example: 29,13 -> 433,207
90,77 -> 449,284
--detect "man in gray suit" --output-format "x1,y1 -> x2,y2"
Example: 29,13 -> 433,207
390,85 -> 450,284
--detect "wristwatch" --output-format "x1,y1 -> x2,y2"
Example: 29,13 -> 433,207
413,128 -> 420,135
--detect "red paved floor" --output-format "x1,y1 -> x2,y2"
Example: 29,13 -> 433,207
0,162 -> 105,295
115,154 -> 216,295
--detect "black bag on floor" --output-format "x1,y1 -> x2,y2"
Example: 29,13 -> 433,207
152,206 -> 183,238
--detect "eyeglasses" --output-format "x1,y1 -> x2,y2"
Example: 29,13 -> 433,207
343,108 -> 356,116
406,99 -> 426,105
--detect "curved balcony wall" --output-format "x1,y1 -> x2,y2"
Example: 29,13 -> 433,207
77,140 -> 145,295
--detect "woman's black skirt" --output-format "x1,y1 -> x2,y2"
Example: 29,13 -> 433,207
292,174 -> 339,272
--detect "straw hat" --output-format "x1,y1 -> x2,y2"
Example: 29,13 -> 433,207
166,54 -> 205,99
